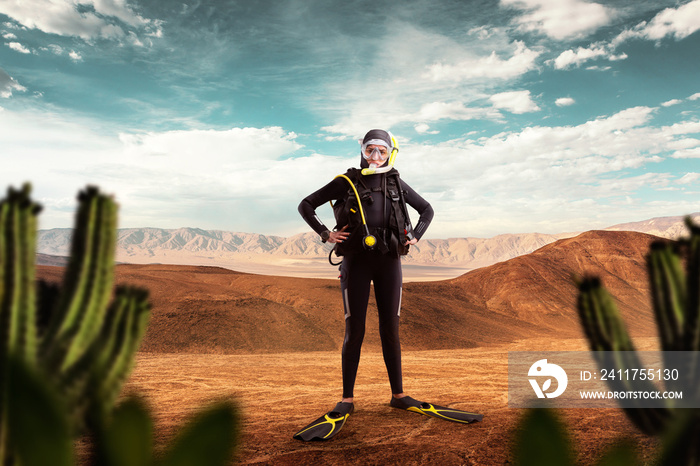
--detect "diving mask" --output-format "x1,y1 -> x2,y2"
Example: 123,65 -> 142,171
361,139 -> 390,168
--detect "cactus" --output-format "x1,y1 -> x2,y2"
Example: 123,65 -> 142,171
0,184 -> 42,463
7,357 -> 240,466
0,183 -> 151,464
577,217 -> 700,461
512,408 -> 575,466
512,409 -> 638,466
1,182 -> 240,465
6,357 -> 74,466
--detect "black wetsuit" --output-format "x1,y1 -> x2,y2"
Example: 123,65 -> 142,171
298,170 -> 433,398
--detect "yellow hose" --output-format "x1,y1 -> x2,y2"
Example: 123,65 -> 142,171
334,174 -> 369,226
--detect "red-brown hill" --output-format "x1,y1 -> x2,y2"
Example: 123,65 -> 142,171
36,230 -> 660,354
401,230 -> 658,349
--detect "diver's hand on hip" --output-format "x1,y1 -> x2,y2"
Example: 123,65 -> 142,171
404,238 -> 418,246
328,225 -> 350,243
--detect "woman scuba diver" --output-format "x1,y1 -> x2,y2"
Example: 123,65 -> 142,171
294,129 -> 481,441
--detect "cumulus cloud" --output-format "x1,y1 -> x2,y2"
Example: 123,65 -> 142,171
0,0 -> 160,42
426,40 -> 540,81
689,93 -> 700,101
490,90 -> 540,114
418,101 -> 499,121
46,44 -> 64,55
672,147 -> 700,159
120,126 -> 302,171
401,106 -> 666,195
613,0 -> 700,45
552,44 -> 627,69
634,0 -> 700,41
468,26 -> 494,40
0,107 -> 320,231
7,41 -> 31,53
0,68 -> 26,98
321,119 -> 403,143
318,22 -> 543,139
394,105 -> 700,236
40,44 -> 81,61
677,173 -> 700,184
555,97 -> 575,107
501,0 -> 615,40
661,99 -> 683,107
2,32 -> 17,39
2,103 -> 699,236
322,101 -> 502,139
414,123 -> 439,135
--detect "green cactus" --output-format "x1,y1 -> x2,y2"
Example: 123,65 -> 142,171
0,183 -> 151,464
6,357 -> 74,466
42,185 -> 119,371
0,184 -> 42,463
512,409 -> 638,466
7,357 -> 240,466
577,217 -> 700,462
1,182 -> 241,465
512,408 -> 575,466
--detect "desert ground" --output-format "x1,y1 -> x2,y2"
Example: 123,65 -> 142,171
120,337 -> 661,465
35,230 -> 668,464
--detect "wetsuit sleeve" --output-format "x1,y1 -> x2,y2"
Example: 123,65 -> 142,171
298,178 -> 347,237
399,179 -> 434,241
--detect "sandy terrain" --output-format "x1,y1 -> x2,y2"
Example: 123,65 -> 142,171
44,230 -> 667,464
116,337 -> 661,465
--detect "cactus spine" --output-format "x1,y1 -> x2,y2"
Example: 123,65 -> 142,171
0,184 -> 150,464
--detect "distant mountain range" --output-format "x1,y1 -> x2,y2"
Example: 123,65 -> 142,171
603,214 -> 700,238
35,230 -> 660,353
37,212 -> 699,279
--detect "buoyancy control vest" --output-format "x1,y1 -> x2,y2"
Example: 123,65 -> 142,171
331,167 -> 413,259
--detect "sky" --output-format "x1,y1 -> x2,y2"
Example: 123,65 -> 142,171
1,0 -> 699,239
